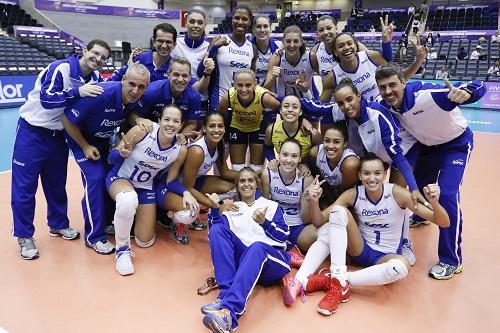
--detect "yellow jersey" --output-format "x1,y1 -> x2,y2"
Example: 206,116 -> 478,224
229,85 -> 267,132
271,120 -> 313,159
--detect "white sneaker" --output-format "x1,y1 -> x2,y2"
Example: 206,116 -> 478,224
401,239 -> 416,266
86,240 -> 115,255
115,245 -> 135,276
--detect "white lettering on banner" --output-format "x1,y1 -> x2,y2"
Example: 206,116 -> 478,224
0,81 -> 25,104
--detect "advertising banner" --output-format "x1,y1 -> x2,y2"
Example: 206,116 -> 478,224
0,75 -> 37,108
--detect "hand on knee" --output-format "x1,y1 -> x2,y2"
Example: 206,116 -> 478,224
115,191 -> 138,219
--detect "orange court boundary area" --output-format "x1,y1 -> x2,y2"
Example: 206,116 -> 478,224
0,132 -> 499,333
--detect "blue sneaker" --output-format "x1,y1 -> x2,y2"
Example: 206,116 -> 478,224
409,215 -> 430,228
202,309 -> 232,333
201,298 -> 222,314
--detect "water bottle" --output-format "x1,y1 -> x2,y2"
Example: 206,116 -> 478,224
109,127 -> 121,152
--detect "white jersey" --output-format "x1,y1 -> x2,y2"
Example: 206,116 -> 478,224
188,136 -> 219,177
333,51 -> 379,102
117,123 -> 181,190
315,42 -> 338,79
20,56 -> 101,130
277,51 -> 316,98
316,146 -> 357,194
212,35 -> 254,107
268,169 -> 304,227
170,36 -> 209,79
354,183 -> 406,253
254,39 -> 283,85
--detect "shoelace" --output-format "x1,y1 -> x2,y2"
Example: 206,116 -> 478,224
20,238 -> 36,250
117,249 -> 135,258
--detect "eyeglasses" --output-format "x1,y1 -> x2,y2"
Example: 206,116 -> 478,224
154,39 -> 174,46
88,49 -> 108,62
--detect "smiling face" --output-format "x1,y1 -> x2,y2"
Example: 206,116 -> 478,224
121,70 -> 149,105
316,18 -> 337,44
376,74 -> 406,109
232,8 -> 252,36
186,12 -> 206,40
334,34 -> 358,62
236,169 -> 258,201
359,159 -> 387,192
168,62 -> 191,96
280,95 -> 302,124
203,113 -> 225,144
81,44 -> 109,72
234,72 -> 256,101
253,16 -> 271,42
283,32 -> 302,55
334,86 -> 361,120
323,128 -> 347,161
159,106 -> 182,139
153,29 -> 176,58
278,141 -> 301,173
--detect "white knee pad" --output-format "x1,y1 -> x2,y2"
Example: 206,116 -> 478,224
135,235 -> 155,248
384,259 -> 409,284
232,164 -> 245,172
249,164 -> 263,173
115,191 -> 138,219
329,205 -> 348,228
218,188 -> 237,201
173,210 -> 197,225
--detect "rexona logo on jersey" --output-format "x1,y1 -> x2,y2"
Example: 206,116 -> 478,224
361,208 -> 389,216
0,81 -> 25,105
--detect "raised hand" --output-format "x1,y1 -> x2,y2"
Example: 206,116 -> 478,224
380,15 -> 395,42
410,189 -> 431,211
118,132 -> 135,157
295,69 -> 310,93
444,79 -> 471,104
423,183 -> 441,206
410,34 -> 427,63
252,206 -> 268,224
203,56 -> 215,75
127,48 -> 143,65
78,83 -> 103,97
205,193 -> 221,208
304,176 -> 325,201
213,35 -> 230,48
297,163 -> 311,177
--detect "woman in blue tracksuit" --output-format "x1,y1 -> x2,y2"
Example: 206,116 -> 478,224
201,167 -> 291,333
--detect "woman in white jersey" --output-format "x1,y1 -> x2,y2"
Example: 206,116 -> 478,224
198,5 -> 254,112
263,25 -> 318,100
307,121 -> 360,208
251,15 -> 283,86
170,9 -> 211,116
177,111 -> 238,244
282,153 -> 449,315
106,105 -> 198,275
262,139 -> 314,267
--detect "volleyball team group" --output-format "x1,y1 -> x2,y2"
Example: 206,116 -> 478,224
10,4 -> 486,333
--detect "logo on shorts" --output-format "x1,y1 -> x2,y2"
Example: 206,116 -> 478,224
452,159 -> 464,165
13,159 -> 25,166
71,109 -> 80,117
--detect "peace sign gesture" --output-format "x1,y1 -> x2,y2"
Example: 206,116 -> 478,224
304,176 -> 325,202
444,79 -> 471,104
118,132 -> 135,158
380,15 -> 395,43
409,33 -> 427,63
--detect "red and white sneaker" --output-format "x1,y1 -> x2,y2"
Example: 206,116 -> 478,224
305,268 -> 331,293
316,277 -> 351,315
281,273 -> 304,306
287,246 -> 304,269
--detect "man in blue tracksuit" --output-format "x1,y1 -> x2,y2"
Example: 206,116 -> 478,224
108,23 -> 177,82
61,63 -> 150,254
11,39 -> 110,260
375,63 -> 486,280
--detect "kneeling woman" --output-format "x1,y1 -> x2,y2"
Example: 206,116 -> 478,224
177,111 -> 238,244
201,168 -> 291,333
262,138 -> 314,259
106,105 -> 198,275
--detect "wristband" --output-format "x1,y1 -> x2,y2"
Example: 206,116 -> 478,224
203,72 -> 211,78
